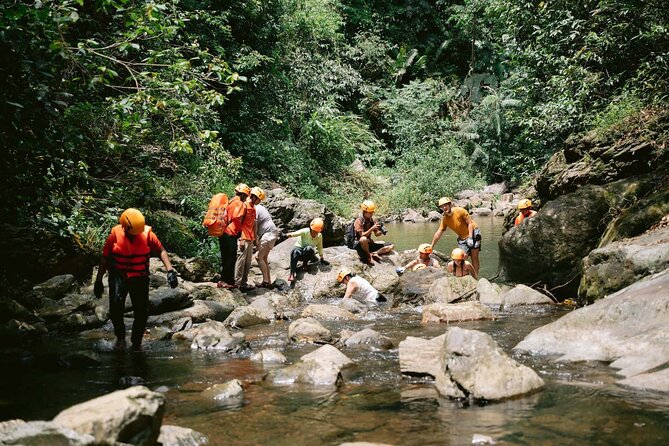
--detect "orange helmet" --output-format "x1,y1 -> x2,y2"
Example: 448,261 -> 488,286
310,217 -> 324,232
451,248 -> 466,261
418,243 -> 433,254
337,267 -> 352,283
250,187 -> 265,201
119,208 -> 145,235
235,183 -> 251,195
518,199 -> 532,210
438,197 -> 452,207
360,200 -> 377,212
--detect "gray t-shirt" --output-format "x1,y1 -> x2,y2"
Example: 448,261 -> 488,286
255,205 -> 277,239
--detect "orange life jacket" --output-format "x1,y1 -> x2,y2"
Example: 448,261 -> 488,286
514,210 -> 537,226
239,199 -> 256,241
110,225 -> 152,277
224,197 -> 246,236
203,193 -> 229,237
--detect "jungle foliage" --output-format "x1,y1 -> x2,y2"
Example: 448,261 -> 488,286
1,0 -> 667,263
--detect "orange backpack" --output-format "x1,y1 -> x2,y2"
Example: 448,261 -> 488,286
202,193 -> 229,237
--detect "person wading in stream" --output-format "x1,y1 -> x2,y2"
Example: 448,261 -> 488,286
252,187 -> 278,288
514,199 -> 537,226
336,267 -> 386,306
447,248 -> 477,279
94,208 -> 178,352
403,243 -> 440,271
431,197 -> 481,275
234,186 -> 260,291
286,217 -> 330,282
352,200 -> 394,266
218,183 -> 249,289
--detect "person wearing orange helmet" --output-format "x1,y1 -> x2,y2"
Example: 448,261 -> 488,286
447,248 -> 477,279
404,243 -> 440,271
514,199 -> 537,226
94,208 -> 178,351
336,267 -> 386,305
234,186 -> 262,291
217,183 -> 250,289
431,197 -> 481,275
352,200 -> 394,266
286,217 -> 330,282
252,187 -> 279,288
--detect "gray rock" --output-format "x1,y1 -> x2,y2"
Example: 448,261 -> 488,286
579,226 -> 669,303
483,183 -> 507,195
250,349 -> 287,364
426,210 -> 442,222
456,190 -> 477,199
429,276 -> 478,304
422,301 -> 494,324
500,285 -> 554,310
0,420 -> 95,445
148,300 -> 233,325
188,285 -> 247,308
52,386 -> 164,446
249,296 -> 278,320
148,288 -> 192,315
224,306 -> 271,329
471,207 -> 492,216
301,304 -> 356,321
189,320 -> 248,352
402,209 -> 427,223
265,360 -> 342,386
477,278 -> 503,307
301,344 -> 353,369
171,256 -> 217,283
394,267 -> 447,306
202,379 -> 244,402
32,274 -> 77,301
288,318 -> 334,344
337,298 -> 369,315
340,328 -> 393,350
158,425 -> 209,446
515,270 -> 669,391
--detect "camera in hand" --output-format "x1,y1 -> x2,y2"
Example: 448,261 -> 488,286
377,221 -> 388,235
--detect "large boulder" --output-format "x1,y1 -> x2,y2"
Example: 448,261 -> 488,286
579,226 -> 669,303
428,276 -> 478,304
263,188 -> 345,245
301,344 -> 354,369
148,288 -> 192,315
52,386 -> 164,446
31,274 -> 77,301
170,256 -> 217,283
393,268 -> 447,306
498,184 -> 614,297
515,270 -> 669,391
147,300 -> 234,325
0,420 -> 95,445
224,306 -> 271,329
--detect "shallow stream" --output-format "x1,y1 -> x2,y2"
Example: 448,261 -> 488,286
2,219 -> 668,445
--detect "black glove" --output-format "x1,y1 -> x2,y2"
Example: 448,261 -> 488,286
167,270 -> 178,288
94,281 -> 104,299
320,259 -> 330,266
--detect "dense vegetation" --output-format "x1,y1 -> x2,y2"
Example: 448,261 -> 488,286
1,0 -> 667,272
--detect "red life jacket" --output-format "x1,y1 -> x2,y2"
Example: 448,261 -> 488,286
514,210 -> 537,226
110,225 -> 152,277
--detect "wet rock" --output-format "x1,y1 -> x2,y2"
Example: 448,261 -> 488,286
429,276 -> 478,304
2,319 -> 48,339
301,344 -> 353,369
476,278 -> 503,307
55,312 -> 107,332
439,327 -> 544,400
515,270 -> 669,391
288,318 -> 334,344
0,299 -> 34,323
52,385 -> 164,446
500,285 -> 554,310
363,261 -> 401,294
224,306 -> 271,329
337,298 -> 369,315
158,425 -> 209,446
189,320 -> 248,352
579,226 -> 669,303
248,296 -> 278,320
58,352 -> 100,369
394,268 -> 447,306
202,379 -> 244,402
171,256 -> 217,283
301,304 -> 356,321
148,288 -> 192,315
250,349 -> 287,364
422,301 -> 494,323
32,274 -> 77,301
265,359 -> 342,386
339,328 -> 393,350
399,335 -> 448,378
472,433 -> 497,445
148,300 -> 233,325
0,419 -> 95,445
188,285 -> 247,308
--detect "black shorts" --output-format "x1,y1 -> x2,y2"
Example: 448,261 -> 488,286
354,240 -> 391,259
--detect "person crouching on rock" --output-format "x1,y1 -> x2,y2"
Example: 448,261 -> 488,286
337,267 -> 387,305
404,243 -> 440,271
447,248 -> 477,279
514,199 -> 537,226
353,200 -> 394,266
286,218 -> 330,282
94,208 -> 178,352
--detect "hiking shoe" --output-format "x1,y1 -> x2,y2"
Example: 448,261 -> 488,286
239,284 -> 255,292
217,281 -> 236,289
114,339 -> 127,352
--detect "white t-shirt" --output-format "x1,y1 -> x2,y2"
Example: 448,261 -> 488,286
349,276 -> 379,304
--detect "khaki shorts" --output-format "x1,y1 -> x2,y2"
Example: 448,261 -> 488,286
257,231 -> 278,257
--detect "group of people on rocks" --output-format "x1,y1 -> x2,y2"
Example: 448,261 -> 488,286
92,187 -> 537,351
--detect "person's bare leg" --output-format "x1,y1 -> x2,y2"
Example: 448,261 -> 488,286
376,244 -> 394,256
358,237 -> 374,264
470,248 -> 480,275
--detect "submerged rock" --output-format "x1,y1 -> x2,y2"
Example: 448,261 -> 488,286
339,328 -> 393,350
202,379 -> 244,402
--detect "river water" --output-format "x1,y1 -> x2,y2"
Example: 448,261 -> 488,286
2,219 -> 669,445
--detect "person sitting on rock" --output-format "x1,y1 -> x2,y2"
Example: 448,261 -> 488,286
353,200 -> 394,266
336,267 -> 387,305
286,217 -> 330,282
514,199 -> 537,226
94,208 -> 178,352
404,243 -> 440,271
431,197 -> 481,275
447,248 -> 477,279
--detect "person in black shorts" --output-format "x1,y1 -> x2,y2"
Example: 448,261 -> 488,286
353,200 -> 394,265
